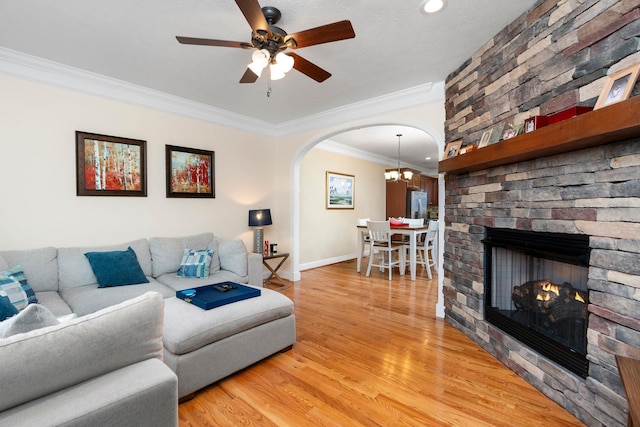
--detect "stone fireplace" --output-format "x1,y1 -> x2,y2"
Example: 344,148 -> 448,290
440,129 -> 640,426
438,2 -> 640,424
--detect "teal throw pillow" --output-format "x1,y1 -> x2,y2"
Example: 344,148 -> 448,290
0,295 -> 19,321
177,249 -> 214,279
84,247 -> 150,288
0,265 -> 38,311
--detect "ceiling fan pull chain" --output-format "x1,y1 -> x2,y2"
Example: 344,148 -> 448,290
267,78 -> 272,97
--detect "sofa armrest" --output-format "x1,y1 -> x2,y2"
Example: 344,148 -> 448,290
247,252 -> 263,288
0,292 -> 165,412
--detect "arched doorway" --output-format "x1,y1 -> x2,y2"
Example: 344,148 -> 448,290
290,121 -> 446,317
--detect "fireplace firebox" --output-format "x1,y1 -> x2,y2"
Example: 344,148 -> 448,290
483,228 -> 590,378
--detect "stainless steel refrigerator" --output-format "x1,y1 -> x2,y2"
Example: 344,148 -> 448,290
406,191 -> 428,220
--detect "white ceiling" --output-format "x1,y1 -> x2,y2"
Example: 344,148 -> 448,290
0,0 -> 537,174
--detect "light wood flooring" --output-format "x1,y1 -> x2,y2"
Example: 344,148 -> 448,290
178,260 -> 585,426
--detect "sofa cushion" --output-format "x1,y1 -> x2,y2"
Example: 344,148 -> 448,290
0,247 -> 58,293
217,239 -> 248,276
163,288 -> 293,355
209,239 -> 221,274
149,233 -> 214,277
0,266 -> 38,310
33,291 -> 73,317
84,247 -> 149,288
0,292 -> 165,412
0,295 -> 18,321
60,278 -> 175,316
177,248 -> 214,279
0,304 -> 60,338
58,239 -> 152,291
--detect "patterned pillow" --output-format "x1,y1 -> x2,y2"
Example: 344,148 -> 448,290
0,265 -> 38,311
177,249 -> 214,278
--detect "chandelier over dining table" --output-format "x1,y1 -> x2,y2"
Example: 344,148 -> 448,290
384,134 -> 414,182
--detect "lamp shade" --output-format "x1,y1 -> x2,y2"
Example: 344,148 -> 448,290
248,209 -> 272,227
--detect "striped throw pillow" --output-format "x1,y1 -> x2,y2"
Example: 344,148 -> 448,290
0,265 -> 38,311
177,249 -> 214,279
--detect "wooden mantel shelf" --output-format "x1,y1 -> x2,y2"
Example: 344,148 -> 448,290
439,96 -> 640,175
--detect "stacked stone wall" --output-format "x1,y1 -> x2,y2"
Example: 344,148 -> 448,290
445,0 -> 640,148
443,1 -> 640,426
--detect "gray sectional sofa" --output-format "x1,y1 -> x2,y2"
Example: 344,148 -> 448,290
0,232 -> 296,426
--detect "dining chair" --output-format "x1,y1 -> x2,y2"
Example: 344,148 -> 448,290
366,220 -> 405,280
356,218 -> 371,272
405,219 -> 438,279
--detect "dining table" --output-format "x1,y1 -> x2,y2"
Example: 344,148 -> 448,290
357,224 -> 429,281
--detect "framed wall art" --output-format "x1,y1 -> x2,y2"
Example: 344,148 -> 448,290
166,145 -> 215,198
326,171 -> 354,209
594,62 -> 640,109
75,131 -> 147,197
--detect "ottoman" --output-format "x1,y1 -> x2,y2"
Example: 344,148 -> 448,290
162,287 -> 295,398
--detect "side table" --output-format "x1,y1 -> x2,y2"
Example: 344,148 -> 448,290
263,252 -> 289,288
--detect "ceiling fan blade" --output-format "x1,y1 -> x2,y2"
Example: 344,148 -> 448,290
288,53 -> 331,83
235,0 -> 270,35
176,36 -> 251,49
240,68 -> 259,84
285,20 -> 355,49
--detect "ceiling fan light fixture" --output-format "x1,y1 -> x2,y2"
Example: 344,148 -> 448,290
248,49 -> 270,76
274,52 -> 295,73
421,0 -> 446,14
269,64 -> 286,80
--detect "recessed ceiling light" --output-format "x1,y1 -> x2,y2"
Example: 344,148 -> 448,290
420,0 -> 446,14
425,157 -> 432,160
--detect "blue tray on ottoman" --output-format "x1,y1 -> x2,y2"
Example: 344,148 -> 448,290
176,282 -> 261,310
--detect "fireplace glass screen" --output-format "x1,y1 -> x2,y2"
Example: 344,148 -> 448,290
484,228 -> 590,377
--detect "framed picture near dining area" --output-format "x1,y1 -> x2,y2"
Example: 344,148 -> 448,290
326,171 -> 354,209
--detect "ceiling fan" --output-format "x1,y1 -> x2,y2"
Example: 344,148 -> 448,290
176,0 -> 356,84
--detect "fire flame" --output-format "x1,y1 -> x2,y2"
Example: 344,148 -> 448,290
536,282 -> 560,302
534,281 -> 585,303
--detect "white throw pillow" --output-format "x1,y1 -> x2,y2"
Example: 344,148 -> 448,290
0,304 -> 60,338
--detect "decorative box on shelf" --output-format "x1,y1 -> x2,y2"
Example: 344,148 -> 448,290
524,116 -> 548,133
546,106 -> 593,125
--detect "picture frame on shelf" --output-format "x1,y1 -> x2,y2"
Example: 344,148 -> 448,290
75,131 -> 147,197
488,123 -> 505,145
165,145 -> 215,198
326,171 -> 354,209
503,128 -> 518,140
594,62 -> 640,110
478,123 -> 505,148
443,140 -> 462,159
478,129 -> 492,148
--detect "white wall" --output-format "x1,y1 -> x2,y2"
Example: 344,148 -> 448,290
299,148 -> 386,268
0,70 -> 445,290
0,74 -> 275,250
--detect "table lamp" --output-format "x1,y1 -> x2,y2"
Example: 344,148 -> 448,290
248,209 -> 272,254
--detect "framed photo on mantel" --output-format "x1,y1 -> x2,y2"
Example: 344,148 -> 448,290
594,62 -> 640,109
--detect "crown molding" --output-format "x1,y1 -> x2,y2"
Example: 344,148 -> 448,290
274,82 -> 444,137
316,139 -> 432,172
0,47 -> 443,138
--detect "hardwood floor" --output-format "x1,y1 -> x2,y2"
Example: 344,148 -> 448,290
178,260 -> 584,426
